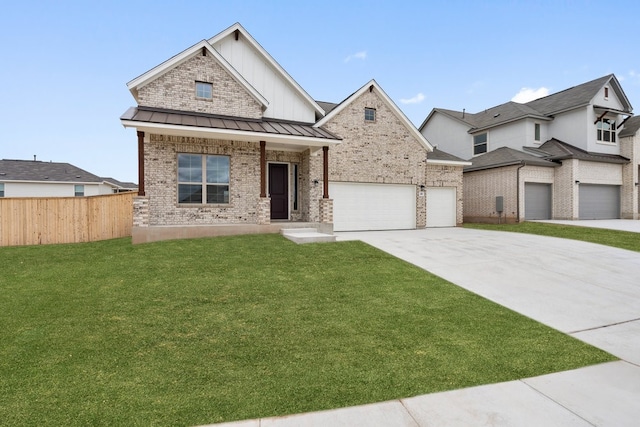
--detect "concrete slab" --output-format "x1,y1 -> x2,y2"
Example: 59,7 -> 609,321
401,380 -> 591,427
523,361 -> 640,427
573,319 -> 640,365
281,228 -> 336,244
260,400 -> 418,427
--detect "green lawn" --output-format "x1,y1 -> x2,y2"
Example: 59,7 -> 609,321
465,222 -> 640,253
1,235 -> 614,426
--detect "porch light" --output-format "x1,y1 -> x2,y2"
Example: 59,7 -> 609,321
575,180 -> 580,185
313,179 -> 319,187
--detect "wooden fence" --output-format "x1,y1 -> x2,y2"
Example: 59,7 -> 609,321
0,192 -> 135,246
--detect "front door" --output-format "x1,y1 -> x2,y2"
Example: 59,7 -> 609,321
269,163 -> 288,220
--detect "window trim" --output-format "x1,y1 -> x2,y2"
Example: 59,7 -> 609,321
364,107 -> 376,122
74,184 -> 84,197
195,81 -> 213,100
177,153 -> 230,205
534,123 -> 541,141
473,133 -> 488,155
0,182 -> 4,197
596,117 -> 616,144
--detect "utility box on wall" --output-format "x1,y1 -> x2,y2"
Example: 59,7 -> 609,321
496,196 -> 504,213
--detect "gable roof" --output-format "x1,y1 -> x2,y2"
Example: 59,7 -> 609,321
315,79 -> 433,151
537,138 -> 629,164
427,148 -> 471,166
207,23 -> 325,119
101,177 -> 138,190
526,74 -> 631,115
421,74 -> 633,134
0,159 -> 104,183
126,39 -> 268,109
464,147 -> 558,172
619,116 -> 640,138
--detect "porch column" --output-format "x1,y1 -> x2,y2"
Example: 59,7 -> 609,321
137,131 -> 145,196
260,141 -> 266,197
323,146 -> 329,198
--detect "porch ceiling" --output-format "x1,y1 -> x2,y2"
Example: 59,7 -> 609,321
121,106 -> 342,151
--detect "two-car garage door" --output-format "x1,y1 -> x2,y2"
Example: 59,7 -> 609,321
330,182 -> 416,231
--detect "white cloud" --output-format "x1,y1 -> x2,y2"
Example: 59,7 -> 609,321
511,87 -> 549,103
344,51 -> 367,63
400,92 -> 425,105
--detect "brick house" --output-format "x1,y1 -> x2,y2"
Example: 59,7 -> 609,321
121,23 -> 466,243
420,75 -> 639,222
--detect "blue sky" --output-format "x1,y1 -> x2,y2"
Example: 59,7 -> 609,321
1,0 -> 639,183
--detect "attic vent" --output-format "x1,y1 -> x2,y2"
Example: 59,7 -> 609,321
202,47 -> 206,57
369,85 -> 374,93
493,113 -> 501,118
234,29 -> 240,41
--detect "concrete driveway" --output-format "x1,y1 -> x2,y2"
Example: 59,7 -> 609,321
208,226 -> 640,427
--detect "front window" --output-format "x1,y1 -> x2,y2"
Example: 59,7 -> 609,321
178,154 -> 229,204
74,185 -> 84,197
195,81 -> 213,99
597,118 -> 616,143
473,133 -> 488,155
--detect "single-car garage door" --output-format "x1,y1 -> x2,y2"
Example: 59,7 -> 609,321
579,184 -> 620,219
525,183 -> 552,220
329,182 -> 416,231
426,187 -> 456,227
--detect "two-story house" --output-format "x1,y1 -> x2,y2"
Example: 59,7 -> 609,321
420,74 -> 639,222
121,23 -> 466,243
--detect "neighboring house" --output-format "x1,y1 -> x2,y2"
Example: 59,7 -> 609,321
420,74 -> 639,222
0,159 -> 133,197
121,23 -> 466,242
101,177 -> 138,193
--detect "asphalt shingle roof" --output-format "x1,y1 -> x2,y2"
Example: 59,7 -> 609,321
429,148 -> 467,162
538,139 -> 630,164
464,147 -> 557,172
0,159 -> 104,182
620,116 -> 640,138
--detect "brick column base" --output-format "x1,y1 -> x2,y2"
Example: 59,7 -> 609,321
319,198 -> 333,223
257,197 -> 271,225
133,196 -> 150,227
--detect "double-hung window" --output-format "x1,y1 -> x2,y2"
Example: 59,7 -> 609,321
74,185 -> 84,197
364,108 -> 376,121
178,154 -> 230,204
473,133 -> 488,155
596,118 -> 616,143
0,183 -> 4,197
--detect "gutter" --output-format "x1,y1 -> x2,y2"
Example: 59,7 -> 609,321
516,161 -> 525,223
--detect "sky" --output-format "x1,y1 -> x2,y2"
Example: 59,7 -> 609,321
1,0 -> 639,183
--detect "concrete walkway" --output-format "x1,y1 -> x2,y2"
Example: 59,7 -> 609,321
204,225 -> 640,426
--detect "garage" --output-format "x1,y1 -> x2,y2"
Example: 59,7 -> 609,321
525,183 -> 552,220
426,187 -> 456,227
579,184 -> 620,219
329,182 -> 416,231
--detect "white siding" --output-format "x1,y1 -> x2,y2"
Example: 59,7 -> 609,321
212,34 -> 316,123
421,113 -> 473,160
548,108 -> 589,150
3,182 -> 110,197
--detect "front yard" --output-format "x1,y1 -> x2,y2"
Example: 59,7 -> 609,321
0,234 -> 614,426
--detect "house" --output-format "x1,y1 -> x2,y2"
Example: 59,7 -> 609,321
420,74 -> 639,222
121,23 -> 466,243
0,159 -> 134,198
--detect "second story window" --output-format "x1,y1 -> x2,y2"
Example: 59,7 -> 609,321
535,123 -> 541,141
596,118 -> 616,143
473,133 -> 488,155
364,108 -> 376,122
196,81 -> 213,99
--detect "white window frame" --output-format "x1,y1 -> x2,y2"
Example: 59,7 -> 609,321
534,123 -> 541,142
74,184 -> 84,197
596,117 -> 616,144
177,154 -> 230,204
0,182 -> 4,197
473,133 -> 488,155
195,81 -> 213,99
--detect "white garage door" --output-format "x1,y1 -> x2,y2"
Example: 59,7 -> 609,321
426,187 -> 456,227
579,184 -> 620,219
329,182 -> 416,231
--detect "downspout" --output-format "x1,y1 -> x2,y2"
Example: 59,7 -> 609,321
516,161 -> 525,223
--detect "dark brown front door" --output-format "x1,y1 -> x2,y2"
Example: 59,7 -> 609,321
269,163 -> 288,220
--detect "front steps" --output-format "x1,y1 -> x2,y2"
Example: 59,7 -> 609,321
281,228 -> 337,244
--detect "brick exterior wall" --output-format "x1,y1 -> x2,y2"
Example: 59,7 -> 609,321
620,133 -> 639,219
136,54 -> 263,118
464,166 -> 519,223
321,89 -> 430,228
426,164 -> 465,225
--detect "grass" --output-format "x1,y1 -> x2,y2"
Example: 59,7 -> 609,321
0,234 -> 614,426
464,222 -> 640,253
